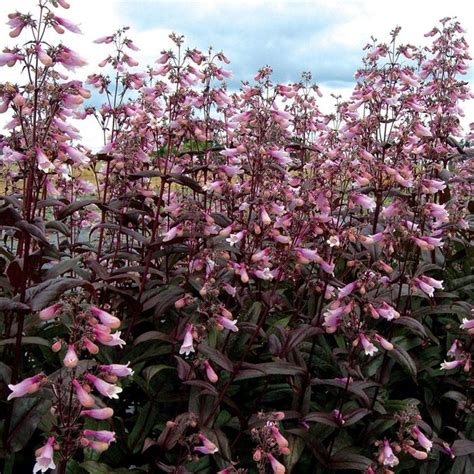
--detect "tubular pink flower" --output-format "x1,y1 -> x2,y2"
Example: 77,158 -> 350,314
216,316 -> 239,332
194,433 -> 218,454
94,35 -> 114,44
82,439 -> 109,452
72,379 -> 95,408
270,425 -> 289,453
54,15 -> 82,34
8,373 -> 45,400
100,331 -> 126,348
323,306 -> 345,333
83,337 -> 100,354
39,303 -> 61,321
378,302 -> 400,321
80,407 -> 114,420
85,373 -> 123,399
203,360 -> 219,383
90,306 -> 121,329
374,334 -> 394,351
412,426 -> 432,452
441,359 -> 464,370
83,429 -> 116,444
36,147 -> 54,173
406,445 -> 428,460
63,344 -> 79,368
0,52 -> 24,67
351,193 -> 376,211
179,324 -> 195,355
267,453 -> 286,473
338,281 -> 357,299
33,436 -> 56,473
100,363 -> 134,377
359,333 -> 378,356
378,439 -> 399,467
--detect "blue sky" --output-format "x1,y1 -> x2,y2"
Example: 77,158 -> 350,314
0,0 -> 473,148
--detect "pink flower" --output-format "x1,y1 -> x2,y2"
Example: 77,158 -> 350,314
378,439 -> 399,467
406,445 -> 428,460
216,316 -> 239,332
267,453 -> 286,473
83,429 -> 116,444
359,333 -> 378,356
39,304 -> 61,321
338,281 -> 357,299
412,426 -> 432,452
412,276 -> 444,297
441,359 -> 464,370
72,379 -> 95,408
80,408 -> 114,420
94,36 -> 114,44
270,425 -> 290,454
179,324 -> 195,355
0,52 -> 24,67
323,305 -> 345,333
351,193 -> 376,211
374,334 -> 394,351
414,123 -> 432,138
203,360 -> 219,383
377,302 -> 400,321
460,318 -> 474,333
33,436 -> 56,473
36,147 -> 54,173
100,331 -> 126,348
63,344 -> 79,368
100,363 -> 134,377
412,236 -> 443,251
85,374 -> 123,399
90,306 -> 121,329
53,15 -> 82,34
194,433 -> 218,454
83,337 -> 99,354
8,373 -> 45,400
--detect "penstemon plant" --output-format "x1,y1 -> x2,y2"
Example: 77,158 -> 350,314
0,1 -> 473,473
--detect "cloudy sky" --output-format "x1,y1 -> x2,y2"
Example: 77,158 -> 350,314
1,0 -> 473,147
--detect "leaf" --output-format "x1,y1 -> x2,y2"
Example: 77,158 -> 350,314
129,170 -> 164,180
45,220 -> 72,236
0,336 -> 51,347
234,361 -> 305,381
0,298 -> 30,312
169,173 -> 204,193
343,408 -> 370,426
90,223 -> 149,244
389,345 -> 417,378
45,257 -> 82,279
143,364 -> 174,384
327,452 -> 373,471
128,401 -> 159,454
453,439 -> 474,456
8,397 -> 52,452
393,316 -> 428,338
15,220 -> 49,245
57,199 -> 100,220
26,278 -> 92,311
134,330 -> 174,345
183,380 -> 219,396
284,434 -> 306,473
304,411 -> 339,427
197,343 -> 233,371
